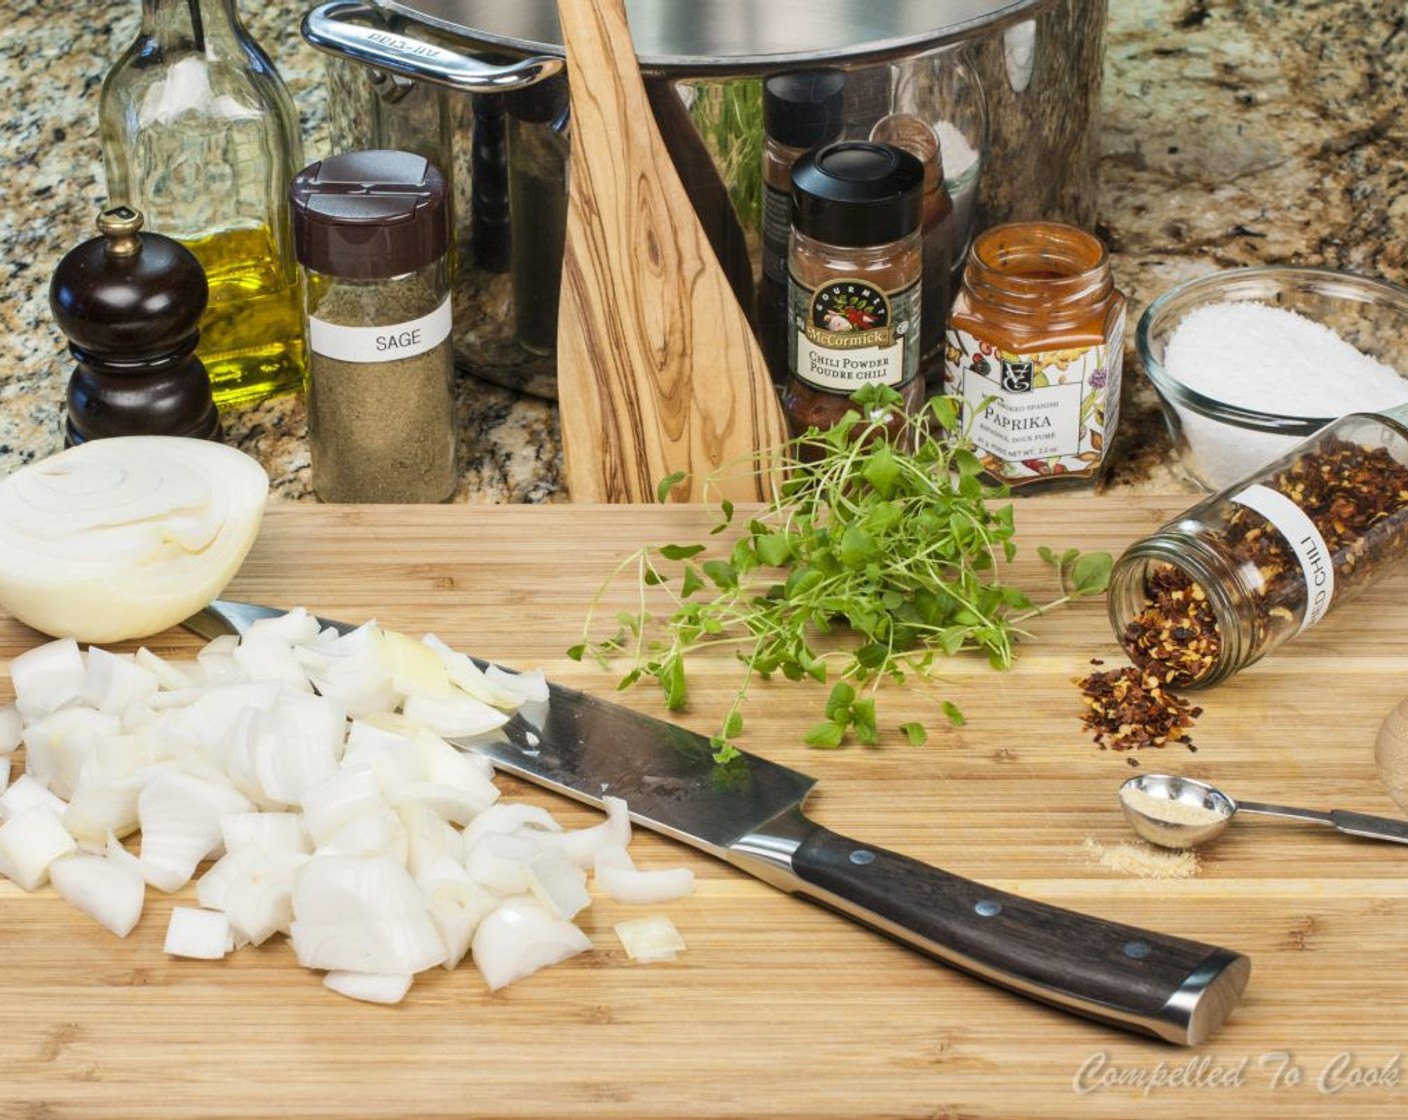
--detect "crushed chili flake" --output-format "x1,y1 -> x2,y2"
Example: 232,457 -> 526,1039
1075,666 -> 1203,752
1121,564 -> 1220,687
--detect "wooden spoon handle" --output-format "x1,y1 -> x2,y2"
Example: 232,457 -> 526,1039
555,0 -> 788,503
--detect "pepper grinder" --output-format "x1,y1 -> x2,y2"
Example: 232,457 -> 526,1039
50,206 -> 221,445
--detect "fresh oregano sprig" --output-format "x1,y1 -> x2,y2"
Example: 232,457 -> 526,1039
569,384 -> 1111,761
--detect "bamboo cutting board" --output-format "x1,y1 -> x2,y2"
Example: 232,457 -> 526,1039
3,499 -> 1408,1119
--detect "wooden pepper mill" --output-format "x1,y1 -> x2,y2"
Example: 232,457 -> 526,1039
50,206 -> 221,445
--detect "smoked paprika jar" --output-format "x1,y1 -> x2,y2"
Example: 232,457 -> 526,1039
944,221 -> 1125,488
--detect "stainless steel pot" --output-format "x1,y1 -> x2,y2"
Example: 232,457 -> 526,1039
303,0 -> 1108,398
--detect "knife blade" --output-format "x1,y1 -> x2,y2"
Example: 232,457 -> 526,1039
186,599 -> 1250,1045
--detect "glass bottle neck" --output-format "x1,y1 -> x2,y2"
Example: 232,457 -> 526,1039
961,220 -> 1113,329
140,0 -> 243,51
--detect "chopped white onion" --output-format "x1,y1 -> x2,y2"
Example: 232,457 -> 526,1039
164,906 -> 231,960
224,851 -> 309,946
50,852 -> 146,937
463,831 -> 538,895
425,879 -> 498,970
82,648 -> 160,714
22,706 -> 123,799
323,970 -> 413,1005
381,630 -> 453,700
421,634 -> 524,709
0,704 -> 22,754
9,637 -> 86,719
614,915 -> 686,963
526,853 -> 591,920
459,803 -> 561,850
0,436 -> 269,643
138,770 -> 250,892
593,844 -> 695,905
402,690 -> 510,739
0,773 -> 68,822
0,804 -> 78,890
471,898 -> 591,991
299,766 -> 384,848
219,811 -> 309,856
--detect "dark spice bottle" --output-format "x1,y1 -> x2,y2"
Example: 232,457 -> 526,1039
757,70 -> 846,385
290,150 -> 457,503
1109,406 -> 1408,687
945,221 -> 1125,490
782,140 -> 925,446
50,206 -> 221,446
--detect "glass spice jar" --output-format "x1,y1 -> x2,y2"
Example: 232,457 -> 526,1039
944,221 -> 1125,489
290,150 -> 457,503
757,70 -> 847,385
783,140 -> 926,449
1109,405 -> 1408,688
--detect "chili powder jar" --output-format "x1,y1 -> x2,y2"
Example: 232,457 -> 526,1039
783,140 -> 925,444
944,221 -> 1125,489
1109,405 -> 1408,687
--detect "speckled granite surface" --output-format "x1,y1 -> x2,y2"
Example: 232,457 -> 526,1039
2,0 -> 1405,502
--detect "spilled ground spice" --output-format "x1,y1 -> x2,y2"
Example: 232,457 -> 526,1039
1076,665 -> 1203,752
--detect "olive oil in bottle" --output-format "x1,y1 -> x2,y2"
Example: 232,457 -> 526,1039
99,0 -> 306,407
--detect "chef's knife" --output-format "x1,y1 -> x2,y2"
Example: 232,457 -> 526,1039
186,600 -> 1251,1045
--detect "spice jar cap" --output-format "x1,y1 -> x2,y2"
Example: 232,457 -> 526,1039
791,141 -> 924,247
290,150 -> 450,280
763,70 -> 846,149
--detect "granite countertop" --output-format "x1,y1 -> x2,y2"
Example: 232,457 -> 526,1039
2,0 -> 1405,503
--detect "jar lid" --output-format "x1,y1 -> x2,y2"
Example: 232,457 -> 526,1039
763,70 -> 845,149
790,141 -> 924,248
290,150 -> 449,280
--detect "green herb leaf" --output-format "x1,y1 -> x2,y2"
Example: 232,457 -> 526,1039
899,721 -> 928,746
702,559 -> 738,590
804,721 -> 847,748
657,471 -> 688,503
660,543 -> 706,561
566,644 -> 586,662
941,700 -> 967,727
1071,551 -> 1114,596
824,682 -> 856,720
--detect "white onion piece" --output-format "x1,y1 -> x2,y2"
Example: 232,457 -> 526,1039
50,852 -> 146,937
485,664 -> 550,705
0,804 -> 78,889
299,625 -> 398,718
463,831 -> 538,895
460,803 -> 561,850
614,915 -> 686,963
0,437 -> 269,643
138,771 -> 250,892
0,774 -> 68,822
525,853 -> 591,920
299,766 -> 384,848
233,637 -> 313,693
398,801 -> 456,880
0,705 -> 22,754
395,782 -> 495,829
425,879 -> 498,969
290,915 -> 447,975
319,807 -> 409,863
1,754 -> 10,792
219,811 -> 309,856
246,609 -> 323,646
9,637 -> 86,719
63,768 -> 143,846
22,706 -> 123,799
83,648 -> 160,714
195,635 -> 244,687
196,849 -> 259,912
421,634 -> 524,709
531,795 -> 632,869
471,898 -> 591,991
164,906 -> 231,960
323,970 -> 413,1005
402,691 -> 510,739
134,648 -> 200,691
224,852 -> 309,946
253,694 -> 347,805
593,844 -> 695,905
381,630 -> 453,700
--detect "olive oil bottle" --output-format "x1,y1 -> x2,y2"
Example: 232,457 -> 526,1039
99,0 -> 305,407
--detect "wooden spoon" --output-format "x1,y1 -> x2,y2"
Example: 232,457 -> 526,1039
555,0 -> 788,503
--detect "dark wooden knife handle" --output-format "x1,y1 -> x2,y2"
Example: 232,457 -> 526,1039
781,819 -> 1250,1045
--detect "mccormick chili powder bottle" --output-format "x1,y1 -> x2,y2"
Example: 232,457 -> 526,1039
782,140 -> 925,451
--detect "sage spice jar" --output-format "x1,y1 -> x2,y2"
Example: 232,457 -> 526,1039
291,150 -> 457,503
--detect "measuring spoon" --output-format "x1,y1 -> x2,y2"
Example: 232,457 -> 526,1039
1118,773 -> 1408,851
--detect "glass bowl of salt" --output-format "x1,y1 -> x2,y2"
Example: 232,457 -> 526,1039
1137,266 -> 1408,489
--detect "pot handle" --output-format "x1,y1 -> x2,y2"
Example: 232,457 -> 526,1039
302,2 -> 563,93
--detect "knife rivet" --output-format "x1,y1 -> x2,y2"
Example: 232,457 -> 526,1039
849,850 -> 875,865
1123,939 -> 1153,960
974,900 -> 1002,917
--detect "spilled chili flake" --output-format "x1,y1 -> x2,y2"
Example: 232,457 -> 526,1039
1076,666 -> 1203,752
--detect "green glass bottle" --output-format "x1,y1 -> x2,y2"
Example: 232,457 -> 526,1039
99,0 -> 306,407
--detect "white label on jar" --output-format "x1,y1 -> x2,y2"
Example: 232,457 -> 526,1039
789,275 -> 919,393
1230,482 -> 1335,632
309,297 -> 452,364
942,322 -> 1121,485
